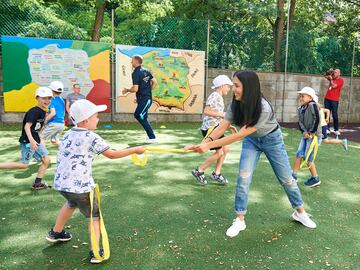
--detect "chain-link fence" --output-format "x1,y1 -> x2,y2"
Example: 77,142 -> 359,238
0,0 -> 359,76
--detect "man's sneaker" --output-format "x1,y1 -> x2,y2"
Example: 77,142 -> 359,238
304,176 -> 321,187
326,129 -> 331,135
292,211 -> 317,229
191,169 -> 207,185
46,228 -> 72,243
329,128 -> 335,134
334,130 -> 341,136
145,138 -> 158,144
211,172 -> 228,185
342,139 -> 348,151
32,182 -> 50,190
90,248 -> 104,264
226,217 -> 246,238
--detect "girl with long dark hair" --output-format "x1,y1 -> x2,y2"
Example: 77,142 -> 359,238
188,70 -> 316,237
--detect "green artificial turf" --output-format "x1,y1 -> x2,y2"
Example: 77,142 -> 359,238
0,123 -> 359,270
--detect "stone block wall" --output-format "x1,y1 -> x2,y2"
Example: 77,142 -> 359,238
1,56 -> 359,123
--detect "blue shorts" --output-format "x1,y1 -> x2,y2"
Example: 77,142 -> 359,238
20,143 -> 49,164
296,137 -> 321,163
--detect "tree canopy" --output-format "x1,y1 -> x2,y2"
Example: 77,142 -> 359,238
0,0 -> 359,75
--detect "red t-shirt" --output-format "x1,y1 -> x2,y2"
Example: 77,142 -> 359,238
325,77 -> 344,101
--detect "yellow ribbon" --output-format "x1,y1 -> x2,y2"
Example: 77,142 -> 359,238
89,184 -> 110,262
202,126 -> 216,142
300,135 -> 319,169
131,147 -> 193,167
131,125 -> 217,166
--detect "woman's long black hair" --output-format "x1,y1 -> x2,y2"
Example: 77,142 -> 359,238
231,70 -> 263,127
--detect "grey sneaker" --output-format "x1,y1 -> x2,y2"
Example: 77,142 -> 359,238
191,169 -> 207,185
342,139 -> 348,151
211,172 -> 228,185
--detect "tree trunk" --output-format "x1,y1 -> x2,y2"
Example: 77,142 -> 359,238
92,0 -> 108,41
271,0 -> 296,72
273,0 -> 285,72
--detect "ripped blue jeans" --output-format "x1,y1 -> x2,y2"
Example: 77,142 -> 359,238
235,129 -> 303,215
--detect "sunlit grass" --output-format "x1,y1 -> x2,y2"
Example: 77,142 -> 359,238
0,123 -> 359,269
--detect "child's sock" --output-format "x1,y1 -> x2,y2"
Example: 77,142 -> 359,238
34,177 -> 42,184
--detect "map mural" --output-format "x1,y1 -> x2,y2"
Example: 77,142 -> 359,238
1,36 -> 110,112
116,45 -> 205,113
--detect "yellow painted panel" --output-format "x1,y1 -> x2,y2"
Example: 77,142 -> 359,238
89,50 -> 110,83
4,82 -> 40,112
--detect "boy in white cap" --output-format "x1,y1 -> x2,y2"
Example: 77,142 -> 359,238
191,75 -> 236,185
0,87 -> 53,189
42,81 -> 66,146
46,99 -> 145,264
292,87 -> 322,187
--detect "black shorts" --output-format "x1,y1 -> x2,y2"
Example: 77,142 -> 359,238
60,191 -> 99,220
201,129 -> 225,151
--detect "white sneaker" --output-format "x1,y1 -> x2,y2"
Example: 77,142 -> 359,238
292,211 -> 317,229
334,130 -> 341,136
326,129 -> 331,135
226,217 -> 246,237
329,128 -> 335,134
145,138 -> 158,144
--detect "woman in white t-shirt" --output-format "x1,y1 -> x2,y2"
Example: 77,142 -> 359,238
187,70 -> 317,238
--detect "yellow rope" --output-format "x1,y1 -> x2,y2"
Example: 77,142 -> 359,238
300,135 -> 319,169
131,125 -> 217,166
89,184 -> 110,261
131,147 -> 194,166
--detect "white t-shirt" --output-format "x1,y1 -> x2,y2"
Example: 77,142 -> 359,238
201,91 -> 225,130
54,128 -> 110,193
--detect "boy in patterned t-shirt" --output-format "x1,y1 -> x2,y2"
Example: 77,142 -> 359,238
191,75 -> 236,185
46,99 -> 145,264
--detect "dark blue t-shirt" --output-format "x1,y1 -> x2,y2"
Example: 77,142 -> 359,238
132,66 -> 153,102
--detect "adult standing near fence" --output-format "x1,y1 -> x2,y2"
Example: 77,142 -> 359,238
122,55 -> 158,143
324,68 -> 344,136
66,84 -> 86,126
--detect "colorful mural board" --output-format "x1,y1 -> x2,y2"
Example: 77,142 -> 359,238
1,36 -> 111,112
116,45 -> 205,113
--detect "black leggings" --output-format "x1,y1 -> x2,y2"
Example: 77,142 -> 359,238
324,98 -> 339,131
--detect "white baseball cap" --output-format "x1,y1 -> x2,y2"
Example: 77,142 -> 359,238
35,87 -> 53,98
48,81 -> 64,93
70,99 -> 107,124
297,87 -> 319,103
211,75 -> 233,89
